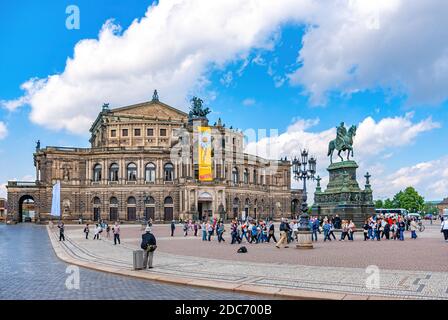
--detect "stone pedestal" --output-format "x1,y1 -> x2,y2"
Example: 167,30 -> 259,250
296,230 -> 313,249
312,160 -> 374,227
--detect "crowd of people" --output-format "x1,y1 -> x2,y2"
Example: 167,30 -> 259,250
82,220 -> 122,245
165,212 -> 440,246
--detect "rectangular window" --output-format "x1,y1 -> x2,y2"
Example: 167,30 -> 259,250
160,128 -> 167,136
111,130 -> 116,137
122,129 -> 128,137
147,128 -> 154,136
134,128 -> 141,136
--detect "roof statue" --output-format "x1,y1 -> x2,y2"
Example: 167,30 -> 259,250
188,96 -> 211,120
327,122 -> 357,163
152,89 -> 159,101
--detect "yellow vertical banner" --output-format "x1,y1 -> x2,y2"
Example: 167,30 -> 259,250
198,126 -> 213,181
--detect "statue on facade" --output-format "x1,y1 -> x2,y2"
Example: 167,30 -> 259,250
188,96 -> 211,120
36,140 -> 40,151
327,122 -> 357,163
62,166 -> 70,181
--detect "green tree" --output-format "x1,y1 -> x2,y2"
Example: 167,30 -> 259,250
392,187 -> 425,212
374,199 -> 383,208
384,198 -> 394,208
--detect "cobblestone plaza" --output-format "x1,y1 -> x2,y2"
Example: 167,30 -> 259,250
3,220 -> 441,300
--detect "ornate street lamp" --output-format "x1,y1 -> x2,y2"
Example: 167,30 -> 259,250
292,150 -> 316,249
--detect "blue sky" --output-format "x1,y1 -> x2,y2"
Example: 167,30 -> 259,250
1,0 -> 447,200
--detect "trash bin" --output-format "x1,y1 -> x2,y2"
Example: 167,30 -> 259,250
133,250 -> 144,270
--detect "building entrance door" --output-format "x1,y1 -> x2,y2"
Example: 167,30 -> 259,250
164,207 -> 173,221
198,201 -> 212,221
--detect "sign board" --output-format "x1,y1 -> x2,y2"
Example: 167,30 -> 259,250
198,126 -> 213,181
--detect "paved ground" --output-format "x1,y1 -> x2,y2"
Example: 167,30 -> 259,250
0,223 -> 262,300
55,221 -> 448,299
107,221 -> 448,272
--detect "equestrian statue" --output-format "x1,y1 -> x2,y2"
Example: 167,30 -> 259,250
327,122 -> 357,163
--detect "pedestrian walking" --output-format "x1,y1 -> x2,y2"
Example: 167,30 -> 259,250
231,221 -> 241,244
93,224 -> 101,240
410,218 -> 418,239
362,220 -> 369,241
170,220 -> 176,237
398,219 -> 405,241
311,217 -> 319,242
441,219 -> 448,242
217,222 -> 225,243
276,218 -> 290,248
58,222 -> 65,241
194,221 -> 198,237
207,222 -> 214,241
140,227 -> 157,269
183,221 -> 189,237
348,220 -> 355,241
83,223 -> 90,239
267,221 -> 277,243
106,224 -> 110,238
113,221 -> 121,245
201,221 -> 207,241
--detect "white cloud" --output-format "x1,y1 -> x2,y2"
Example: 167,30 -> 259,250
1,0 -> 312,135
245,114 -> 440,198
242,98 -> 256,106
3,0 -> 447,135
220,71 -> 234,87
354,112 -> 440,158
374,157 -> 448,200
289,0 -> 448,106
0,122 -> 7,139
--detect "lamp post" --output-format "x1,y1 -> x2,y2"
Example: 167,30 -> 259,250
292,149 -> 316,249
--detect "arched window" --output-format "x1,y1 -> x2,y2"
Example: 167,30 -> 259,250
232,167 -> 239,184
127,163 -> 137,181
243,168 -> 249,184
164,163 -> 174,181
93,164 -> 102,182
164,196 -> 173,205
144,196 -> 155,205
110,197 -> 118,205
127,196 -> 136,205
109,163 -> 119,181
145,163 -> 156,182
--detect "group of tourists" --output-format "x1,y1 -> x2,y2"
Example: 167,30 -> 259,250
83,220 -> 121,245
194,218 -> 278,244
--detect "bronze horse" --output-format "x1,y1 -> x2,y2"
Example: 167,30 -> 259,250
327,125 -> 356,163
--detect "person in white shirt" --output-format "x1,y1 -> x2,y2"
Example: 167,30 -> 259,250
441,219 -> 448,242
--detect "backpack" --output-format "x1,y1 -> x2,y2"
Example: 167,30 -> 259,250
237,246 -> 248,253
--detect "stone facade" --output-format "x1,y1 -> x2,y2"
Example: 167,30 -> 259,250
7,97 -> 302,223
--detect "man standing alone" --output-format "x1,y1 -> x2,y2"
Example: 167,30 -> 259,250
58,222 -> 65,241
113,221 -> 121,245
170,220 -> 176,237
141,227 -> 157,269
